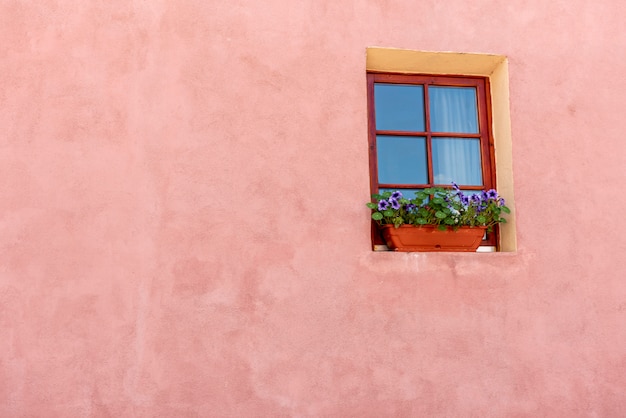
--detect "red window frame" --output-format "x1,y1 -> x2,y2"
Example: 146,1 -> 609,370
367,72 -> 499,249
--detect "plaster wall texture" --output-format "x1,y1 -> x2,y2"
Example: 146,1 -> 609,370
1,0 -> 625,417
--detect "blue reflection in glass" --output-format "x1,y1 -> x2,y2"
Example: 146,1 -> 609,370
463,190 -> 482,199
375,84 -> 425,131
379,188 -> 422,200
429,86 -> 478,133
377,135 -> 427,184
432,137 -> 483,186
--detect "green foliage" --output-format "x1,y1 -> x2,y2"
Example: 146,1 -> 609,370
366,185 -> 510,231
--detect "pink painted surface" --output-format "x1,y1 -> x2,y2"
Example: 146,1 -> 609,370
1,1 -> 625,416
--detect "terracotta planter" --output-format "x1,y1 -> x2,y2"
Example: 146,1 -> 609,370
381,224 -> 487,252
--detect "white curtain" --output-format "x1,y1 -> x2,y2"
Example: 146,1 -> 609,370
429,87 -> 482,186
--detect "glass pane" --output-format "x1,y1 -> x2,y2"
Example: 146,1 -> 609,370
377,135 -> 428,184
374,84 -> 425,131
379,188 -> 422,200
429,86 -> 478,133
463,190 -> 482,199
432,137 -> 483,185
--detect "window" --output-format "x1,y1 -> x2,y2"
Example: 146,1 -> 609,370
367,72 -> 498,249
365,47 -> 516,252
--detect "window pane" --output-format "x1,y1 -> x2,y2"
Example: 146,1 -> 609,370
379,188 -> 422,200
377,135 -> 427,184
432,137 -> 483,185
374,84 -> 425,131
429,86 -> 478,133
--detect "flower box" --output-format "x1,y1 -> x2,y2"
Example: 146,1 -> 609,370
381,224 -> 487,252
367,185 -> 509,252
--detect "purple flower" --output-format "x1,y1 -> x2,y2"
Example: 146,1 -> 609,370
391,191 -> 403,200
470,194 -> 482,204
452,182 -> 460,191
378,200 -> 390,211
460,195 -> 469,206
486,189 -> 498,200
389,198 -> 401,210
404,203 -> 417,211
498,197 -> 506,206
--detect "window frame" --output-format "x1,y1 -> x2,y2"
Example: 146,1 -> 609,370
367,72 -> 499,249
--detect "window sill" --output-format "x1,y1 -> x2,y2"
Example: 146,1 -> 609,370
373,244 -> 496,253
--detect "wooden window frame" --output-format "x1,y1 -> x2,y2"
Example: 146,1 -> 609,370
367,72 -> 499,249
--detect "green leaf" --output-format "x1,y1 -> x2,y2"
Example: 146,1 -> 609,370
366,202 -> 377,209
444,218 -> 455,225
383,209 -> 394,217
500,218 -> 507,223
432,197 -> 444,204
416,218 -> 428,225
437,225 -> 447,231
416,192 -> 427,200
435,211 -> 447,219
502,206 -> 511,214
372,212 -> 383,221
476,215 -> 486,224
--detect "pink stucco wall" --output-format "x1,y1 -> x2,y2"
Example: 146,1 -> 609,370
2,1 -> 626,416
